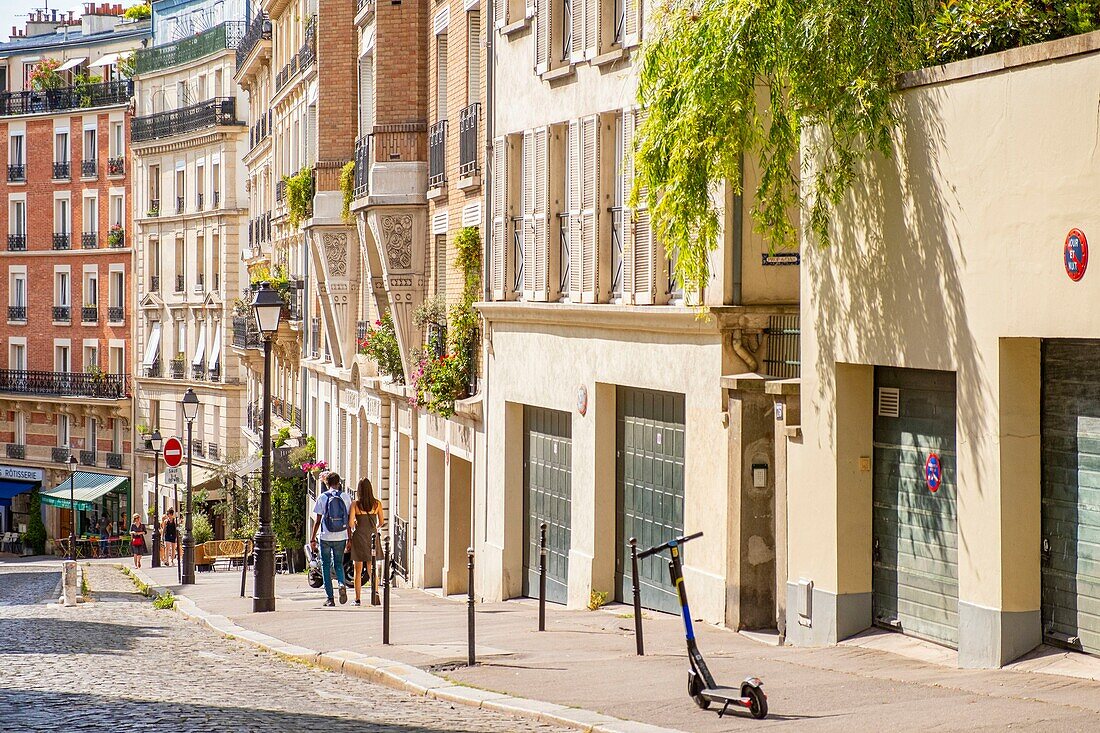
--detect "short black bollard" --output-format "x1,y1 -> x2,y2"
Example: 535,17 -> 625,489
630,537 -> 644,656
240,540 -> 252,599
370,530 -> 381,606
538,522 -> 547,631
382,535 -> 391,645
467,547 -> 476,667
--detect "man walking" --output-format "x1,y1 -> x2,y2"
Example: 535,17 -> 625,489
310,472 -> 352,606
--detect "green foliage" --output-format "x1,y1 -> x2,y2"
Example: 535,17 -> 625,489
358,310 -> 405,383
72,71 -> 104,107
288,435 -> 317,468
413,295 -> 448,330
25,489 -> 46,554
272,476 -> 307,551
340,160 -> 356,223
116,52 -> 136,79
283,168 -> 315,227
121,566 -> 154,596
152,591 -> 176,610
191,511 -> 214,545
274,426 -> 291,448
588,589 -> 609,610
123,3 -> 152,21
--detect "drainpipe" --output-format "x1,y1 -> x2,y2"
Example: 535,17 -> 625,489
731,153 -> 744,306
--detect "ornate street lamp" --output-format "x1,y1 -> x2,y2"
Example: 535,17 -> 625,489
181,388 -> 200,585
67,454 -> 78,561
149,429 -> 163,568
251,281 -> 283,612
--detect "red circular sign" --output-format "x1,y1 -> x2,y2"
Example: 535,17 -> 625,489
163,437 -> 183,467
1065,228 -> 1088,282
924,453 -> 942,493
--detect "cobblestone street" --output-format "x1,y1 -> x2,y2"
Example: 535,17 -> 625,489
0,563 -> 570,732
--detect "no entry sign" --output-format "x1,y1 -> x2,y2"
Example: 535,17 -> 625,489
1065,228 -> 1088,281
163,437 -> 183,467
925,453 -> 942,493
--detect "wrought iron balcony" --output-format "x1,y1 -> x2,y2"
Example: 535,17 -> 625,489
250,109 -> 271,149
53,161 -> 70,179
52,233 -> 71,250
81,306 -> 98,323
108,306 -> 124,323
79,450 -> 96,466
81,231 -> 98,249
213,191 -> 220,208
195,273 -> 205,292
135,21 -> 246,74
6,444 -> 24,460
299,16 -> 316,68
208,442 -> 220,460
354,135 -> 370,199
106,452 -> 123,469
108,157 -> 124,176
52,447 -> 70,463
0,80 -> 133,117
175,275 -> 185,292
459,103 -> 480,177
209,365 -> 221,383
429,120 -> 448,188
0,369 -> 129,399
191,364 -> 207,381
175,196 -> 185,214
81,159 -> 97,178
170,358 -> 186,380
196,193 -> 204,211
356,320 -> 368,341
131,98 -> 241,143
236,12 -> 271,69
142,361 -> 161,378
8,306 -> 26,321
150,275 -> 160,291
310,317 -> 320,357
53,306 -> 70,321
7,164 -> 25,182
232,316 -> 262,349
7,234 -> 26,251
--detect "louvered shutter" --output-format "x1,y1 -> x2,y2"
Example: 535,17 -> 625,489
491,136 -> 511,299
522,131 -> 536,295
630,108 -> 666,304
580,115 -> 599,300
583,0 -> 597,59
566,121 -> 583,299
533,127 -> 550,299
359,57 -> 374,136
623,0 -> 640,48
535,0 -> 550,73
467,12 -> 482,105
620,109 -> 637,301
494,0 -> 506,29
569,0 -> 583,63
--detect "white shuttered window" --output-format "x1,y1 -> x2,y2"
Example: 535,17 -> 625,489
620,108 -> 666,305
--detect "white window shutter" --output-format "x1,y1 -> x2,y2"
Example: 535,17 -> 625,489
495,0 -> 505,29
623,0 -> 640,48
570,0 -> 584,64
583,0 -> 597,59
491,136 -> 511,299
566,121 -> 583,299
467,12 -> 482,105
535,0 -> 550,74
580,115 -> 599,300
533,127 -> 550,299
620,108 -> 637,302
629,108 -> 665,305
522,130 -> 536,296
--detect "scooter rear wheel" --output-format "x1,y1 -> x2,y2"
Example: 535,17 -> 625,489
743,684 -> 768,720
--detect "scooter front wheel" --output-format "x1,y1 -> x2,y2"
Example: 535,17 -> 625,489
742,684 -> 767,720
689,672 -> 709,709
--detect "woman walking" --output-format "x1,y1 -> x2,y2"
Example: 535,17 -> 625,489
161,508 -> 178,567
348,478 -> 384,607
129,513 -> 147,569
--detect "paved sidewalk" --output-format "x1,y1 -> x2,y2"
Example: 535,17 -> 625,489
103,559 -> 1100,731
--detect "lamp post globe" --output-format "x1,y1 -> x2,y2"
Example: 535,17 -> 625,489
180,388 -> 199,585
67,454 -> 78,561
251,281 -> 283,612
150,429 -> 163,568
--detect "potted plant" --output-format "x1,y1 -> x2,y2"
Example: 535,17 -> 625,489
108,224 -> 124,246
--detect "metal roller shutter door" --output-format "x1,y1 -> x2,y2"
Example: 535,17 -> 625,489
873,367 -> 959,647
522,406 -> 572,604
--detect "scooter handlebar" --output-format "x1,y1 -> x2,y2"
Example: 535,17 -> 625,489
637,531 -> 704,559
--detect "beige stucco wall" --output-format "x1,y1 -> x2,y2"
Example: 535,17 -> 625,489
790,38 -> 1100,655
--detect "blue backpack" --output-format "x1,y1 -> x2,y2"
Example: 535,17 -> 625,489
322,491 -> 348,533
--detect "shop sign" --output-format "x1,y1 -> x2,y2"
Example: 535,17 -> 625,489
1065,228 -> 1088,281
925,453 -> 942,493
0,465 -> 44,482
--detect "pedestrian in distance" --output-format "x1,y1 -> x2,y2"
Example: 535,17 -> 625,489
348,477 -> 385,607
161,508 -> 178,567
309,472 -> 352,606
129,513 -> 147,569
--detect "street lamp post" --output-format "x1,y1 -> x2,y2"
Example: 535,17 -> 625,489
67,454 -> 78,560
149,430 -> 163,568
251,281 -> 284,612
181,388 -> 199,585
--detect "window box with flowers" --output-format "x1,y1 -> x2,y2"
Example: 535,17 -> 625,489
108,224 -> 125,247
357,309 -> 404,383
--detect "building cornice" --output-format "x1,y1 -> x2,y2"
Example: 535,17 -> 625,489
131,126 -> 246,156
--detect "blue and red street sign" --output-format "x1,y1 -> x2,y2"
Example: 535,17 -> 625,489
925,453 -> 942,493
1065,228 -> 1088,282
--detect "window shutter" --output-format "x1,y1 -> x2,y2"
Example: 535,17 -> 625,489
623,0 -> 640,48
535,0 -> 550,74
583,0 -> 597,59
620,108 -> 637,302
494,0 -> 505,29
629,108 -> 666,305
566,121 -> 583,299
467,12 -> 482,105
533,127 -> 550,299
580,115 -> 599,300
491,136 -> 511,299
570,0 -> 584,63
521,131 -> 536,295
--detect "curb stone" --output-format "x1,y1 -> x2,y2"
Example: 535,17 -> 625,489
122,565 -> 687,733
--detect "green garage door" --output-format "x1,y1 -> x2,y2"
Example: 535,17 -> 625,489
616,387 -> 685,614
523,406 -> 572,604
1041,340 -> 1100,655
873,367 -> 959,647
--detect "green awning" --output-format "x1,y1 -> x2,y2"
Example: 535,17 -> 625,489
40,472 -> 129,512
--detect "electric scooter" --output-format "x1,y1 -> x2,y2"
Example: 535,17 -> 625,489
639,531 -> 768,720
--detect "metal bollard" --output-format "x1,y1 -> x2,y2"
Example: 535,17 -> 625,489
240,540 -> 252,599
538,522 -> 547,631
467,547 -> 476,667
370,530 -> 381,606
630,537 -> 644,656
382,535 -> 391,645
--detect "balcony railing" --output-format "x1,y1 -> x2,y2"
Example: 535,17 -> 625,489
81,231 -> 98,249
81,159 -> 97,178
428,120 -> 447,188
108,157 -> 124,176
170,359 -> 186,380
6,444 -> 25,460
232,316 -> 262,349
143,361 -> 161,378
52,233 -> 71,250
175,275 -> 185,292
195,273 -> 205,292
53,161 -> 70,179
310,317 -> 320,357
106,452 -> 123,469
213,191 -> 220,208
81,306 -> 98,323
131,98 -> 240,143
80,450 -> 96,466
459,103 -> 480,177
135,21 -> 246,74
150,275 -> 160,291
353,135 -> 370,199
108,306 -> 124,323
0,80 -> 133,117
175,196 -> 185,214
7,234 -> 26,251
250,108 -> 271,149
0,369 -> 129,399
53,306 -> 70,322
52,447 -> 70,463
236,12 -> 271,69
208,442 -> 220,460
194,440 -> 205,458
196,193 -> 204,211
7,164 -> 25,181
8,306 -> 26,321
274,16 -> 315,92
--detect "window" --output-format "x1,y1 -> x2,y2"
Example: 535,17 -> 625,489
86,417 -> 98,453
176,319 -> 186,356
211,232 -> 221,290
110,194 -> 124,228
148,164 -> 161,207
11,272 -> 26,308
84,343 -> 98,370
83,194 -> 98,235
110,270 -> 124,309
611,112 -> 624,300
109,122 -> 124,158
55,198 -> 70,235
109,345 -> 124,374
175,169 -> 186,212
54,131 -> 69,164
0,66 -> 7,93
112,419 -> 122,453
211,162 -> 220,205
213,69 -> 222,97
467,12 -> 481,105
9,200 -> 26,236
58,414 -> 70,448
494,0 -> 527,30
8,134 -> 24,165
10,342 -> 25,370
563,116 -> 599,301
55,344 -> 71,373
358,55 -> 375,137
83,128 -> 97,163
56,271 -> 70,307
14,413 -> 26,446
195,234 -> 205,290
174,236 -> 185,290
84,272 -> 98,307
196,163 -> 205,209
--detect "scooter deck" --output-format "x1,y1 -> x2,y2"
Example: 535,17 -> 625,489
700,686 -> 752,705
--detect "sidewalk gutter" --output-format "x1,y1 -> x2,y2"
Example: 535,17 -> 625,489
123,565 -> 684,733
